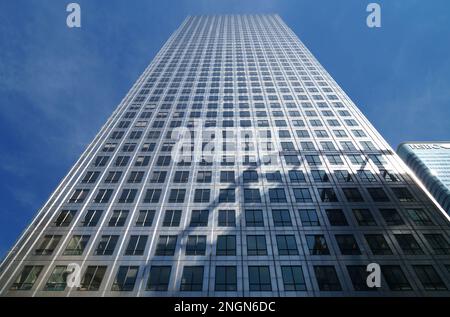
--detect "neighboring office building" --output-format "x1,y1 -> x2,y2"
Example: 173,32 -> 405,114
1,15 -> 450,297
398,142 -> 450,215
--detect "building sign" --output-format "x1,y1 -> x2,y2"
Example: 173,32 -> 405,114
409,144 -> 450,150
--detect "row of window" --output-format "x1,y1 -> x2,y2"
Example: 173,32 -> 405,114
11,263 -> 449,293
67,186 -> 419,206
92,153 -> 387,171
53,207 -> 439,231
34,231 -> 450,258
82,169 -> 399,186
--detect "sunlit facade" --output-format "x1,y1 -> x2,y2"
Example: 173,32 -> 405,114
1,15 -> 449,297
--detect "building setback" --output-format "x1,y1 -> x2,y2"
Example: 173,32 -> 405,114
1,15 -> 450,297
398,142 -> 450,215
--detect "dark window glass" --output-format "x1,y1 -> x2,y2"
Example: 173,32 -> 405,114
180,266 -> 204,291
248,266 -> 272,291
215,266 -> 237,291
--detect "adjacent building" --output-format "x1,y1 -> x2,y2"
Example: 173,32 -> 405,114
398,142 -> 450,215
1,15 -> 450,297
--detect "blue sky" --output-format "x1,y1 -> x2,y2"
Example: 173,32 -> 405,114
0,0 -> 449,259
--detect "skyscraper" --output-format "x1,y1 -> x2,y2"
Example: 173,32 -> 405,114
1,14 -> 449,297
398,142 -> 450,215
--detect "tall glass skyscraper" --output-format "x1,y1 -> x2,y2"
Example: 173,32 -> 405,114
1,14 -> 449,297
398,142 -> 450,215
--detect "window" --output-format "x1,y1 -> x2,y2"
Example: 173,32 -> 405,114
319,188 -> 338,202
117,189 -> 137,203
342,188 -> 364,202
68,189 -> 89,203
79,266 -> 107,291
413,265 -> 447,291
218,209 -> 236,227
114,156 -> 129,167
299,209 -> 320,226
306,235 -> 330,255
216,235 -> 236,256
365,234 -> 393,255
186,235 -> 206,256
394,234 -> 424,255
392,187 -> 415,202
127,171 -> 144,183
347,154 -> 365,165
125,235 -> 148,256
156,155 -> 171,166
276,235 -> 298,255
168,189 -> 186,203
220,171 -> 235,183
335,234 -> 361,255
35,235 -> 61,255
82,210 -> 102,227
108,210 -> 129,227
149,171 -> 166,183
135,210 -> 155,227
311,170 -> 329,182
288,170 -> 306,183
134,156 -> 150,167
269,188 -> 287,203
219,188 -> 235,202
314,266 -> 342,291
64,235 -> 89,255
284,155 -> 300,166
266,171 -> 282,183
380,208 -> 404,226
94,156 -> 109,167
244,188 -> 261,203
155,235 -> 177,256
147,266 -> 171,291
272,209 -> 292,226
193,189 -> 210,203
381,265 -> 412,291
190,210 -> 209,227
112,266 -> 139,291
162,210 -> 181,227
406,209 -> 433,226
44,266 -> 67,291
54,210 -> 76,227
305,155 -> 321,166
347,266 -> 375,291
378,169 -> 398,182
247,235 -> 268,255
335,170 -> 353,182
293,188 -> 313,203
248,266 -> 272,291
327,155 -> 343,165
281,266 -> 306,291
353,209 -> 377,226
105,171 -> 122,184
95,235 -> 119,255
215,266 -> 237,291
173,171 -> 189,183
243,170 -> 259,183
326,209 -> 348,226
196,171 -> 212,183
424,234 -> 450,255
245,209 -> 264,227
143,189 -> 162,203
10,266 -> 43,290
180,266 -> 204,291
367,188 -> 390,202
357,170 -> 377,182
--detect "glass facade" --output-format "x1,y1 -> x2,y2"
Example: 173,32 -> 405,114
1,14 -> 449,297
398,142 -> 450,215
